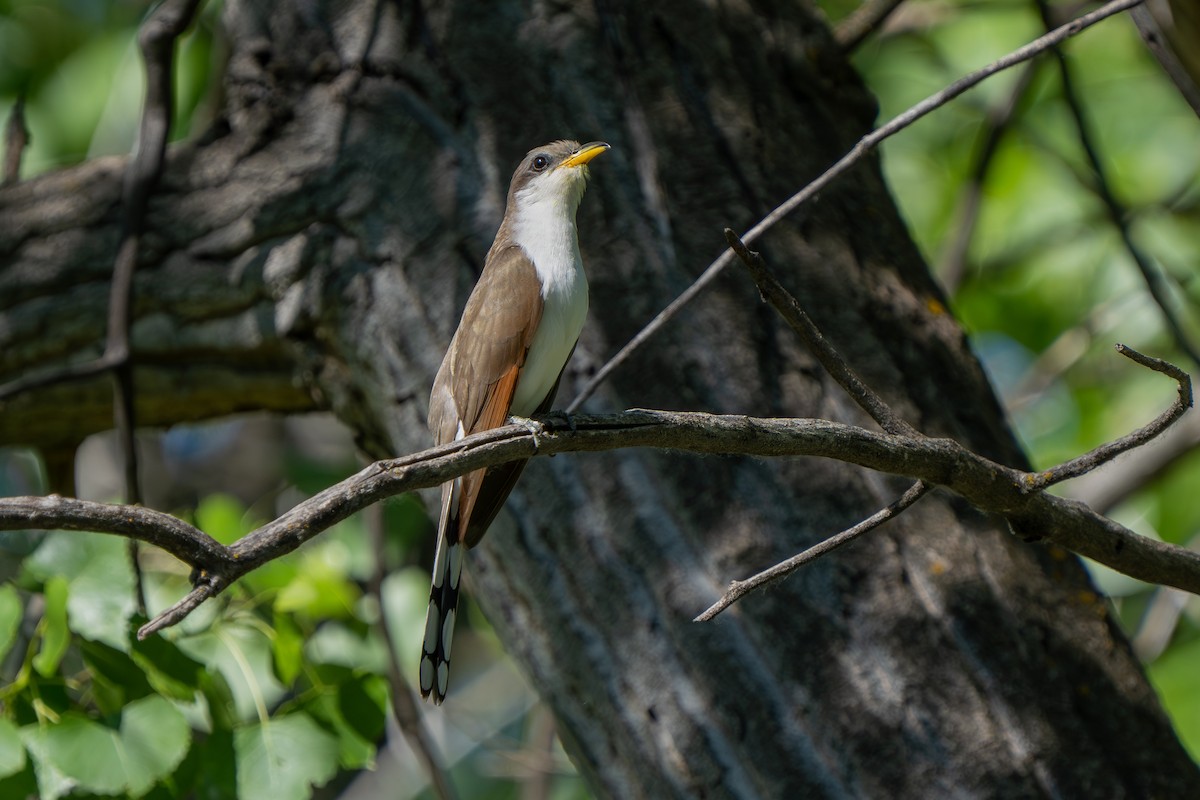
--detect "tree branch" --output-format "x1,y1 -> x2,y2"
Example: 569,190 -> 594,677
1028,344 -> 1192,489
4,369 -> 1199,636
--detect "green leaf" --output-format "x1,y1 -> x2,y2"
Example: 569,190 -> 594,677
171,726 -> 237,800
32,576 -> 69,677
19,726 -> 74,800
0,584 -> 21,664
338,674 -> 387,747
234,713 -> 340,800
37,695 -> 190,798
119,695 -> 193,797
0,763 -> 38,800
177,622 -> 286,722
272,612 -> 305,686
40,714 -> 124,794
304,690 -> 375,770
24,531 -> 135,650
0,717 -> 26,779
301,670 -> 385,771
81,640 -> 155,712
130,631 -> 206,701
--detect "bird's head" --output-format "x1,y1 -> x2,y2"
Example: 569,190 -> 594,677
506,140 -> 610,217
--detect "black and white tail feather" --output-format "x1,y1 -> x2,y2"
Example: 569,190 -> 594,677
420,478 -> 465,704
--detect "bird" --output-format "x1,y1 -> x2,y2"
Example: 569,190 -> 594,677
421,139 -> 609,704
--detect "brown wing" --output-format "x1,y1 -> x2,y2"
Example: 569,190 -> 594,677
428,245 -> 544,544
459,350 -> 573,546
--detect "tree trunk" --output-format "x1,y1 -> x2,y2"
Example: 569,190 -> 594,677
1,1 -> 1195,797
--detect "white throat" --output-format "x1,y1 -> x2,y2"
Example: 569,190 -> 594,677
508,173 -> 591,416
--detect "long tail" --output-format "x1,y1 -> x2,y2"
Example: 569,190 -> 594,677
420,480 -> 465,704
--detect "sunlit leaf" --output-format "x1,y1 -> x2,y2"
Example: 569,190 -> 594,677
177,622 -> 286,722
32,576 -> 69,677
234,713 -> 339,800
19,726 -> 75,800
32,696 -> 190,798
271,612 -> 305,687
24,531 -> 135,650
118,695 -> 193,797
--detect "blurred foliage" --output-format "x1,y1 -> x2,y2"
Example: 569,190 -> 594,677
2,0 -> 1199,796
0,0 -> 221,175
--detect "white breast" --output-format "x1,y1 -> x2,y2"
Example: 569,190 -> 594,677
508,174 -> 590,416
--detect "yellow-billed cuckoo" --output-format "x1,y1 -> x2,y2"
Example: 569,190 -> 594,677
421,139 -> 609,704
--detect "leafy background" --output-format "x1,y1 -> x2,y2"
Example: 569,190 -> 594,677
1,0 -> 1198,797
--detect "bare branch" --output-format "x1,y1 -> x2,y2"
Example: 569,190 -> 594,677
138,580 -> 222,639
568,0 -> 1146,411
0,495 -> 228,566
1065,411 -> 1200,513
696,480 -> 930,622
5,361 -> 1200,636
1029,344 -> 1193,489
724,229 -> 917,437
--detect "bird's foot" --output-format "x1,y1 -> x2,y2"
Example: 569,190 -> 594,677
508,415 -> 547,451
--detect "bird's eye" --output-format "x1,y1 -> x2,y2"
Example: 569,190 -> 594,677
532,155 -> 550,172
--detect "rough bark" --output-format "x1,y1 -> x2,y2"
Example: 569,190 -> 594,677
0,1 -> 1195,797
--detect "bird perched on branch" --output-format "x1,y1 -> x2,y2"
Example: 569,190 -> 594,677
421,140 -> 610,704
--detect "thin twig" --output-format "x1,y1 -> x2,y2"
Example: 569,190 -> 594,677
724,229 -> 917,437
1029,344 -> 1193,489
1065,411 -> 1200,513
3,95 -> 28,185
567,0 -> 1145,412
138,578 -> 222,638
365,502 -> 459,800
835,0 -> 908,52
696,480 -> 930,621
1034,0 -> 1200,366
